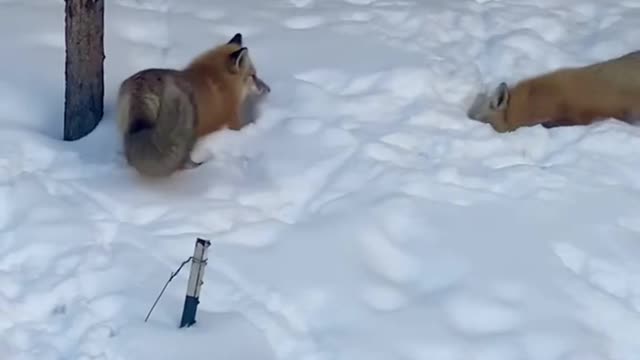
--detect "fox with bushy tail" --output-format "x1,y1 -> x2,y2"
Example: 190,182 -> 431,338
116,33 -> 271,177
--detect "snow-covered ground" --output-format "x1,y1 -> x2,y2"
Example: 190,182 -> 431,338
2,0 -> 640,359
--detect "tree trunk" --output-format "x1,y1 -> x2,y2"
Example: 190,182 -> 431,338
64,0 -> 105,141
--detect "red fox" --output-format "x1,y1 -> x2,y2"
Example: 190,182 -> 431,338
116,33 -> 271,177
467,50 -> 640,133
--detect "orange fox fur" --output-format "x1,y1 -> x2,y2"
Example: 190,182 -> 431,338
182,37 -> 270,136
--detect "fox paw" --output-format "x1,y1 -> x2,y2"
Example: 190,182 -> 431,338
181,153 -> 215,170
181,157 -> 206,170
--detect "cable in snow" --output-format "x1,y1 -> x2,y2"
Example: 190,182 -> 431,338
144,256 -> 193,323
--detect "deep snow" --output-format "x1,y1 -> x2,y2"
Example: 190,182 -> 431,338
1,0 -> 640,359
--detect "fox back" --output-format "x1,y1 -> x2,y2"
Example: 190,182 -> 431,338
467,50 -> 640,132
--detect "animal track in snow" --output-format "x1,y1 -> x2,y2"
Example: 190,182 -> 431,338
619,216 -> 640,233
445,294 -> 522,335
283,16 -> 327,30
344,0 -> 376,5
111,17 -> 169,49
358,226 -> 421,285
362,284 -> 409,311
554,242 -> 640,303
289,0 -> 315,7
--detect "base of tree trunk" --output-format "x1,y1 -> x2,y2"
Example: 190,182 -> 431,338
64,0 -> 105,141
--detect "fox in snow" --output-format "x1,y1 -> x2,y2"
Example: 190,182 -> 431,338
467,50 -> 640,133
116,33 -> 271,177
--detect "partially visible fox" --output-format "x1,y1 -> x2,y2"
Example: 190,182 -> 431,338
117,33 -> 271,177
467,50 -> 640,133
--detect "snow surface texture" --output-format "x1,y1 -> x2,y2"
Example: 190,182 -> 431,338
1,0 -> 640,359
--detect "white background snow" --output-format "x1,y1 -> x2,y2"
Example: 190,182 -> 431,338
1,0 -> 640,359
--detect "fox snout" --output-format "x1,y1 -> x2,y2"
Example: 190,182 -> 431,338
253,75 -> 271,95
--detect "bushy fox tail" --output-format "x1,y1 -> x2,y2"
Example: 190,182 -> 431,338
121,78 -> 200,177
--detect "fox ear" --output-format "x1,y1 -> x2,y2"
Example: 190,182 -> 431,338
228,33 -> 243,46
228,47 -> 248,73
490,82 -> 509,110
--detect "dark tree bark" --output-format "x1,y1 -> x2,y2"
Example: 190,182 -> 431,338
64,0 -> 105,141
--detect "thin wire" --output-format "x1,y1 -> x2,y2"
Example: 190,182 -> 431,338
144,256 -> 193,322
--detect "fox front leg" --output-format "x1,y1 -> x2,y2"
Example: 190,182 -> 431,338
181,149 -> 216,170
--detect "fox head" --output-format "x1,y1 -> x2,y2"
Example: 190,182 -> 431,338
467,82 -> 510,132
224,33 -> 271,99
